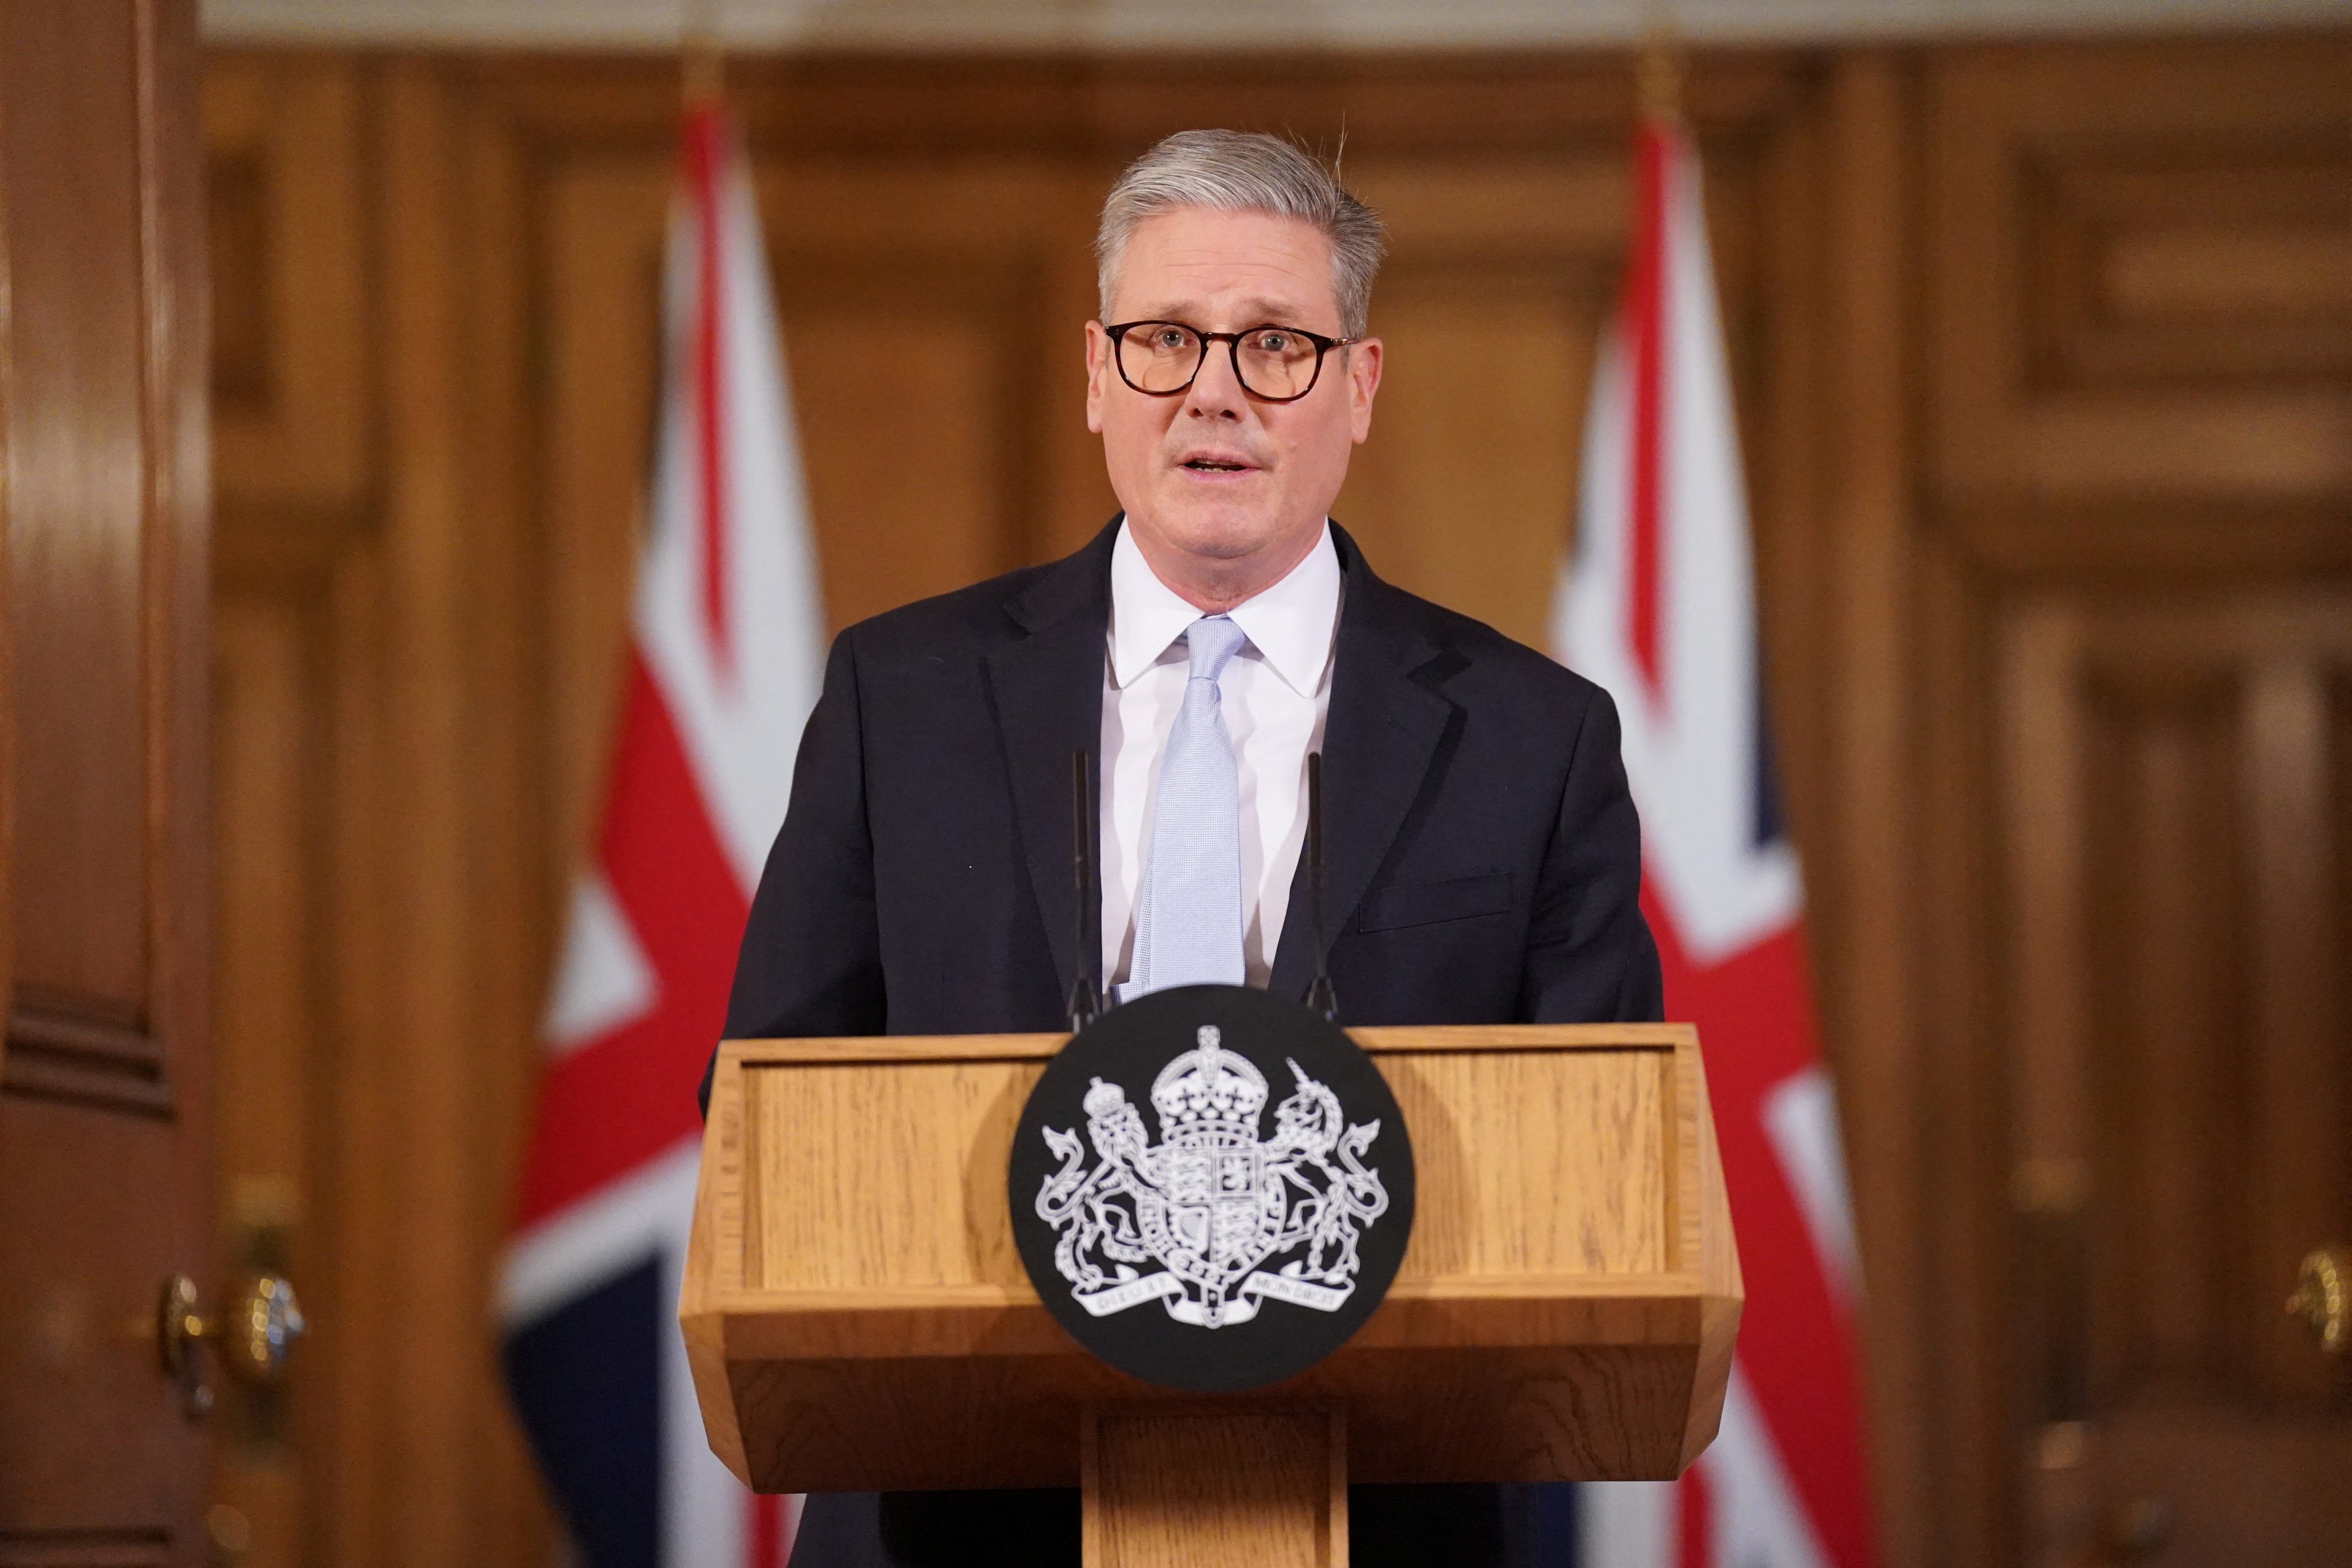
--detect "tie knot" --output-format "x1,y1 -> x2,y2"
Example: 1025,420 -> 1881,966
1184,616 -> 1248,682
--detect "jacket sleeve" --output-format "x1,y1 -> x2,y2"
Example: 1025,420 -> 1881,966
698,629 -> 887,1116
1518,683 -> 1665,1025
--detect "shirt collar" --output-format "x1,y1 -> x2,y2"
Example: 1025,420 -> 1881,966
1108,520 -> 1341,696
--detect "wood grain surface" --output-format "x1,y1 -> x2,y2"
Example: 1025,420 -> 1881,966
746,1059 -> 1041,1293
1084,1406 -> 1344,1568
681,1024 -> 1740,1493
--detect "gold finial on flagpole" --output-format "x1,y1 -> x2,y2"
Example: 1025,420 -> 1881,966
682,0 -> 725,107
1635,6 -> 1685,126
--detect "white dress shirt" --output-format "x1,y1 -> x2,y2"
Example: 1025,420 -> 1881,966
1101,520 -> 1341,990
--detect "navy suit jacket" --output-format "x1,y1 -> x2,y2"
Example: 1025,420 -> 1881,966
711,517 -> 1659,1091
703,517 -> 1662,1567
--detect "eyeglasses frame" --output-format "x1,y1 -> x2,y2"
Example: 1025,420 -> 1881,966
1102,319 -> 1358,404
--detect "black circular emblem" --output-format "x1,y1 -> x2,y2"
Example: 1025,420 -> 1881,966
1008,984 -> 1415,1393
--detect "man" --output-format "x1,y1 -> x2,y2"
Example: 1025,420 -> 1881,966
712,130 -> 1660,1567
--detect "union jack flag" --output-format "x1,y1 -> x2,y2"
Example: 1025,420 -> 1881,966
1554,115 -> 1877,1568
501,100 -> 824,1568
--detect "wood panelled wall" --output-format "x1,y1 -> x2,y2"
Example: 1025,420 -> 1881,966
198,35 -> 2351,1568
1919,43 -> 2352,1568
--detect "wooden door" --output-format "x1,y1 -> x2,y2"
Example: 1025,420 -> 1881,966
0,3 -> 216,1568
1999,598 -> 2352,1564
1921,38 -> 2352,1567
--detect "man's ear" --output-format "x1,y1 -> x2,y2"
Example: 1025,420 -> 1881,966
1346,337 -> 1384,444
1085,320 -> 1110,434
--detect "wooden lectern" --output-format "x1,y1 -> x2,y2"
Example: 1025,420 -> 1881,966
683,1024 -> 1739,1567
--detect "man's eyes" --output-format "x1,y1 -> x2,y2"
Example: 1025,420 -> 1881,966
1131,325 -> 1311,352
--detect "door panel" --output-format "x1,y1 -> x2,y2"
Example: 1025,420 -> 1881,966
1929,37 -> 2352,1567
3,0 -> 153,1030
2000,598 -> 2352,1563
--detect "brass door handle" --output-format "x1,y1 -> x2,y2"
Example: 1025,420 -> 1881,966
158,1272 -> 307,1411
2286,1246 -> 2348,1354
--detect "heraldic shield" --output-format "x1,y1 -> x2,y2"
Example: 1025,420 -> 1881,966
1009,984 -> 1415,1393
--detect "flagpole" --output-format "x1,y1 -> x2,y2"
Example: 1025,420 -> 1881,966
1636,17 -> 1684,128
682,0 -> 724,107
674,14 -> 806,1563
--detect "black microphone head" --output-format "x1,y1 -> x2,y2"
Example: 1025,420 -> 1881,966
1306,751 -> 1338,1022
1067,750 -> 1103,1030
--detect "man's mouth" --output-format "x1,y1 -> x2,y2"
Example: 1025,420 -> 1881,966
1181,458 -> 1253,473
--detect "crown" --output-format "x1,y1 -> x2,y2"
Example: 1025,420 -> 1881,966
1082,1076 -> 1129,1119
1150,1026 -> 1267,1142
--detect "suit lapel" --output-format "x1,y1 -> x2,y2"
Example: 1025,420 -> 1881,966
1269,530 -> 1457,1003
986,522 -> 1119,1006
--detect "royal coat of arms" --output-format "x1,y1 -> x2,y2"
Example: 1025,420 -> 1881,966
1034,1025 -> 1391,1328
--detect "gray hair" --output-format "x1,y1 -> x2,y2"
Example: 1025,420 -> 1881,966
1095,130 -> 1387,338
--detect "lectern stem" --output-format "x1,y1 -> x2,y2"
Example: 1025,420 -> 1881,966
1080,1404 -> 1346,1568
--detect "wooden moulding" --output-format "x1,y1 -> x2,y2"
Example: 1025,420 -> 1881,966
680,1024 -> 1741,1494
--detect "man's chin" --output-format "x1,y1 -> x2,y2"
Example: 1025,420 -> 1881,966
1145,499 -> 1292,563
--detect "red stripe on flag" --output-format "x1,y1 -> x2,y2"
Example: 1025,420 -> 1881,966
1649,894 -> 1876,1568
748,1492 -> 789,1568
686,105 -> 732,678
515,652 -> 750,1227
1678,1462 -> 1712,1568
1626,120 -> 1670,703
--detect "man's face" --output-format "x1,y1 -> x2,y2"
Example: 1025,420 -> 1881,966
1085,207 -> 1381,588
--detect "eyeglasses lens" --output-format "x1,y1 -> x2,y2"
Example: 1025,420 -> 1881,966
1120,323 -> 1204,393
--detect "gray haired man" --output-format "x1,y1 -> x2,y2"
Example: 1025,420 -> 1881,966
719,128 -> 1660,1567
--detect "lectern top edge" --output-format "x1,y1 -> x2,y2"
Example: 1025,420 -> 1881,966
717,1020 -> 1701,1067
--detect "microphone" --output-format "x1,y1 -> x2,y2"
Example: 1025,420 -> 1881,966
1067,750 -> 1103,1031
1306,751 -> 1338,1022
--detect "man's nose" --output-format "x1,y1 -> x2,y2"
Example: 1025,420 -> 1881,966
1185,341 -> 1248,419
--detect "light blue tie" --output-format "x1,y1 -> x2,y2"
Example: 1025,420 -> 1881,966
1127,615 -> 1249,997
